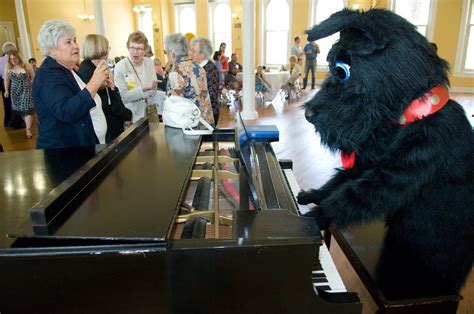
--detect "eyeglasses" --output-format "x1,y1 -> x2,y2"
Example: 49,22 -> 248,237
129,46 -> 145,52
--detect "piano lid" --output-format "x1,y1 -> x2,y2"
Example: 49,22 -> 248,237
9,123 -> 201,242
0,145 -> 103,249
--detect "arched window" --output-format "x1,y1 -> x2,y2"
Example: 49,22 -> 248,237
175,4 -> 197,35
134,6 -> 154,53
455,0 -> 474,74
391,0 -> 436,39
263,0 -> 290,66
310,0 -> 345,67
209,1 -> 232,53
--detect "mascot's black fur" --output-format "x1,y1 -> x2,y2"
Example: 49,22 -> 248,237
298,8 -> 474,295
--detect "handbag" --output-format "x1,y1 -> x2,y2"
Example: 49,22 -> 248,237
163,95 -> 214,135
145,98 -> 160,122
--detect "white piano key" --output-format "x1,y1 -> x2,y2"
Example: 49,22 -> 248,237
282,169 -> 311,215
282,167 -> 347,293
318,244 -> 346,292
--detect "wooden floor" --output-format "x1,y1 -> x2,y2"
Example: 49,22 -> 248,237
0,89 -> 473,313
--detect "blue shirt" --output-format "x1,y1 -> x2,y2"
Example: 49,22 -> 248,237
304,43 -> 318,60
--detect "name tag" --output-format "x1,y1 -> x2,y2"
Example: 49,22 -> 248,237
125,74 -> 137,90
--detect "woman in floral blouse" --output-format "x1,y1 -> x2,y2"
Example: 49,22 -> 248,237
164,33 -> 214,125
190,37 -> 221,126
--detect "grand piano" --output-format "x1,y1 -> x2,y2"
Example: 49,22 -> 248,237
0,117 -> 361,313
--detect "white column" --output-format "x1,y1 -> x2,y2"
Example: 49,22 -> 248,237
240,0 -> 258,120
14,0 -> 33,59
93,0 -> 106,36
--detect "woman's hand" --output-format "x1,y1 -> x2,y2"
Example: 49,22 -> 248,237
86,60 -> 109,97
124,121 -> 132,129
3,91 -> 8,98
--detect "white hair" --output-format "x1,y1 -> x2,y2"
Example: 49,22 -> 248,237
37,20 -> 76,56
190,37 -> 213,59
164,33 -> 189,60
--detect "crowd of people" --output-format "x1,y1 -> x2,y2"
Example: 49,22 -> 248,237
0,19 -> 320,150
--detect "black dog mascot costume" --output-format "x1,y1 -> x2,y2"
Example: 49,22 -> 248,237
298,8 -> 473,296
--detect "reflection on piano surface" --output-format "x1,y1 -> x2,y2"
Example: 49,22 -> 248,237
0,117 -> 361,313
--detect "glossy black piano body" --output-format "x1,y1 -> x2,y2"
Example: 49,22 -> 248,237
0,119 -> 361,313
327,223 -> 462,314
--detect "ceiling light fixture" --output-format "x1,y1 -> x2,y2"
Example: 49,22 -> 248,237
133,5 -> 152,14
77,0 -> 94,21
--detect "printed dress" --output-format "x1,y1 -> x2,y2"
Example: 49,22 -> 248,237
8,69 -> 34,115
167,58 -> 214,125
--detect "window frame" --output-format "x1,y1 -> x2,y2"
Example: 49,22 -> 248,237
135,6 -> 154,53
174,2 -> 197,35
259,0 -> 292,68
208,0 -> 233,53
389,0 -> 438,41
454,0 -> 474,77
308,0 -> 347,70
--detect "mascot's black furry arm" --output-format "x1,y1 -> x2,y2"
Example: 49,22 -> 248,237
298,8 -> 473,293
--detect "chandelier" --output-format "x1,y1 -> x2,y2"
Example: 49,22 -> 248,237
133,5 -> 152,14
77,0 -> 94,21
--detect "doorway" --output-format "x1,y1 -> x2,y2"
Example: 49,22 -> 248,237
0,21 -> 16,53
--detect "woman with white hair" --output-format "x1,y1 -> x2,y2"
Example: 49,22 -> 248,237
280,55 -> 302,99
165,33 -> 214,125
33,20 -> 110,149
190,37 -> 221,125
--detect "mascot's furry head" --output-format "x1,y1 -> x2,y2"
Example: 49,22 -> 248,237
304,9 -> 450,165
299,9 -> 473,296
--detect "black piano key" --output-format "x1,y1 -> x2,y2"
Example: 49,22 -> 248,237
313,262 -> 323,271
192,177 -> 211,211
316,285 -> 331,291
313,277 -> 329,284
312,272 -> 326,278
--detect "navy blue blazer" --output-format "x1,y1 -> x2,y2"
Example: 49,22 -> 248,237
33,56 -> 99,149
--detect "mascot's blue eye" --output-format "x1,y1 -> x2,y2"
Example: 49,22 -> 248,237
335,62 -> 350,81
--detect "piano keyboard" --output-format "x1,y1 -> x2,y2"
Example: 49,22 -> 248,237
283,169 -> 310,215
282,168 -> 347,294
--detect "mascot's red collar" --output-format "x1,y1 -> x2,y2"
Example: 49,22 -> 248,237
341,84 -> 449,170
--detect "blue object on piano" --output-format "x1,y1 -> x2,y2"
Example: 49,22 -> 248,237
235,111 -> 279,148
245,125 -> 279,142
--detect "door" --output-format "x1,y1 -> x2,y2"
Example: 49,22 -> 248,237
0,21 -> 16,52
